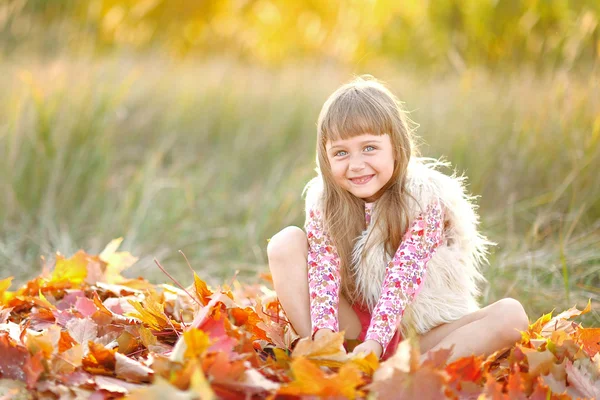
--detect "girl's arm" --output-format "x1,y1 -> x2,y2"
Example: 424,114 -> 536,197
305,208 -> 342,336
364,199 -> 445,352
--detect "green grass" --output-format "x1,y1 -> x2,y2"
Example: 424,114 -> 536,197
1,57 -> 599,327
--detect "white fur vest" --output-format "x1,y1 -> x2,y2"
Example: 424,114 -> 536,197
303,157 -> 493,338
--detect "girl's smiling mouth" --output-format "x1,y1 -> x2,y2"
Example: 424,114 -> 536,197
349,174 -> 375,185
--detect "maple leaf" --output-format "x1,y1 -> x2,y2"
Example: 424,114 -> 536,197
575,326 -> 600,357
230,306 -> 269,342
66,317 -> 98,355
348,351 -> 380,375
52,343 -> 83,375
368,362 -> 447,400
126,291 -> 171,331
2,241 -> 600,399
99,238 -> 139,284
0,277 -> 13,305
182,328 -> 212,360
24,324 -> 61,359
116,330 -> 138,355
565,358 -> 600,399
115,351 -> 153,383
0,332 -> 44,389
446,355 -> 484,385
291,329 -> 348,367
193,273 -> 213,306
522,347 -> 555,377
128,373 -> 215,400
506,363 -> 528,400
540,300 -> 591,338
50,250 -> 92,286
278,356 -> 364,398
82,341 -> 116,375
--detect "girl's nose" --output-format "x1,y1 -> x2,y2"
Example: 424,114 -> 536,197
349,155 -> 365,171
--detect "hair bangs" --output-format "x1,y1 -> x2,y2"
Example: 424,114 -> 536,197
321,89 -> 392,142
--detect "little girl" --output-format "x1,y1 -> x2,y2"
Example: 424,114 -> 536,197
267,75 -> 529,361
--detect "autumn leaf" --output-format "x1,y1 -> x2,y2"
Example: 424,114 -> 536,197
193,273 -> 213,305
0,332 -> 44,389
368,362 -> 447,400
278,356 -> 364,398
291,329 -> 348,367
115,351 -> 153,382
446,355 -> 483,385
540,299 -> 592,338
565,358 -> 600,399
182,328 -> 211,360
0,240 -> 599,398
522,347 -> 555,377
66,317 -> 98,354
0,277 -> 13,305
99,237 -> 139,284
50,250 -> 92,286
576,326 -> 600,357
126,292 -> 170,331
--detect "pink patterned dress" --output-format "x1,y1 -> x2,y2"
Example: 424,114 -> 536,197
305,200 -> 445,355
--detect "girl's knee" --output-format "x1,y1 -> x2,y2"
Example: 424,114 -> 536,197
494,298 -> 529,341
267,226 -> 308,262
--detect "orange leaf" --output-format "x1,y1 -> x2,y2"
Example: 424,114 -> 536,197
506,363 -> 527,400
193,273 -> 213,305
230,306 -> 269,342
576,327 -> 600,357
446,355 -> 484,385
83,341 -> 116,375
278,357 -> 364,398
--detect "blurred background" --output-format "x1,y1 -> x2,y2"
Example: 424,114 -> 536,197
1,0 -> 599,326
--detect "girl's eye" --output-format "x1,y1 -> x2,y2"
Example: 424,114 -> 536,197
364,146 -> 376,152
335,150 -> 348,157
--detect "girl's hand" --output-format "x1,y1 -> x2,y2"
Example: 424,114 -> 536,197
351,340 -> 383,359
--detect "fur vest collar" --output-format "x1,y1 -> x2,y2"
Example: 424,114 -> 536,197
303,157 -> 493,337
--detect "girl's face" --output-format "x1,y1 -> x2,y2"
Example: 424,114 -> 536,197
325,133 -> 394,202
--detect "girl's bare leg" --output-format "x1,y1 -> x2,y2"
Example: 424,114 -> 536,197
267,226 -> 362,339
418,298 -> 529,363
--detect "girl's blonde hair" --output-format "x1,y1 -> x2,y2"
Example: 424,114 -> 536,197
316,75 -> 419,305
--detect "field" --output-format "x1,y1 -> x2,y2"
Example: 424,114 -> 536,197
1,57 -> 599,328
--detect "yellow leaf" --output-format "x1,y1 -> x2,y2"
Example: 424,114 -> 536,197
528,310 -> 554,336
0,277 -> 13,304
138,326 -> 157,347
349,351 -> 380,375
51,251 -> 90,285
37,289 -> 54,309
189,362 -> 216,399
183,329 -> 211,360
99,238 -> 139,284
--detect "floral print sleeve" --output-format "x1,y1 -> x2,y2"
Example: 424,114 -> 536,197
305,208 -> 341,336
364,199 -> 445,351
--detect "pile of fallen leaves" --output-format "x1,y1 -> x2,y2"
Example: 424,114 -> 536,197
0,240 -> 599,399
